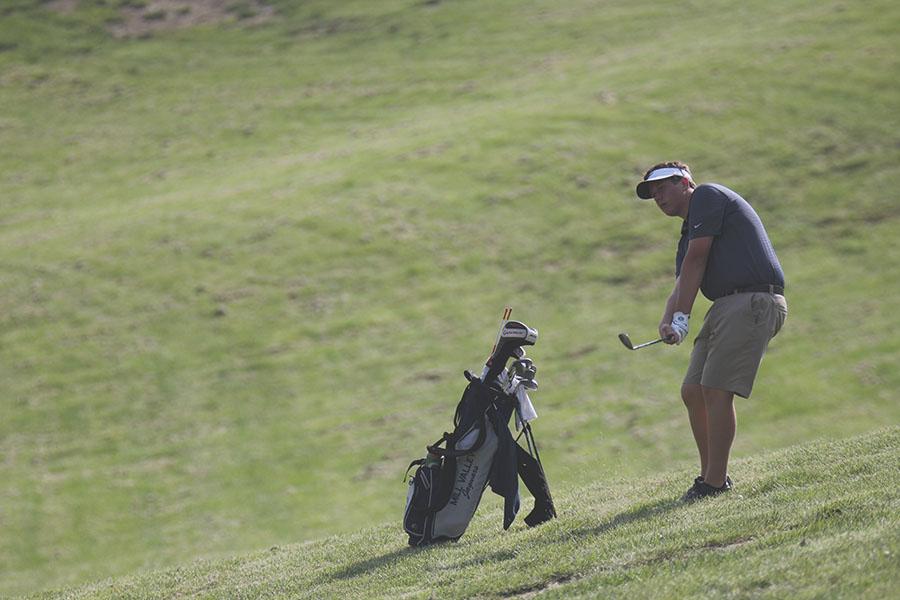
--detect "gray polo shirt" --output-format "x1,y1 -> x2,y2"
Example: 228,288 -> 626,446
675,183 -> 784,301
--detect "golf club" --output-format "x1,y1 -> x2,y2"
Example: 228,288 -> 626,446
618,332 -> 667,351
483,320 -> 538,382
519,378 -> 538,391
510,358 -> 533,377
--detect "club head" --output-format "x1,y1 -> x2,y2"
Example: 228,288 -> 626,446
485,322 -> 538,383
619,334 -> 667,351
500,321 -> 538,346
510,358 -> 534,378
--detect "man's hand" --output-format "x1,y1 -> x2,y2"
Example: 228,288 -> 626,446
659,322 -> 679,345
670,311 -> 690,344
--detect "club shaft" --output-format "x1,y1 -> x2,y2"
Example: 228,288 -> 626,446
632,337 -> 664,349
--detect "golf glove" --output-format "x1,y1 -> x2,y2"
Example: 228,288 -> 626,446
671,312 -> 690,344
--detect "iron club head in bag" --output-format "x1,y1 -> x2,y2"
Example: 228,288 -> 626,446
509,358 -> 533,378
518,378 -> 538,392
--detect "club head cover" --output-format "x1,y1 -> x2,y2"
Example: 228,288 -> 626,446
485,321 -> 538,382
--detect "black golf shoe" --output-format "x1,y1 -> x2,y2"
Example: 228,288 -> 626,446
681,476 -> 705,502
682,475 -> 733,502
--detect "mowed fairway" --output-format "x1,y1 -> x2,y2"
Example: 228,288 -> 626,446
1,0 -> 898,596
34,429 -> 900,599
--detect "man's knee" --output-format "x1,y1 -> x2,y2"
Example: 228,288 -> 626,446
701,385 -> 735,407
681,383 -> 703,408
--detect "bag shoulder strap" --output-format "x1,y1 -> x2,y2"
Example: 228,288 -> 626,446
404,458 -> 426,481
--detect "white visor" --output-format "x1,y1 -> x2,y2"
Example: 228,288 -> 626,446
636,167 -> 692,199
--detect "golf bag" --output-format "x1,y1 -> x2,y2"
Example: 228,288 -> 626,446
403,320 -> 556,547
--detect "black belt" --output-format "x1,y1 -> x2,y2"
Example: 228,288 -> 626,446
722,284 -> 784,297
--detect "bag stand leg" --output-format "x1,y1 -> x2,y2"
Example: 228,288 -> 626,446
516,428 -> 556,527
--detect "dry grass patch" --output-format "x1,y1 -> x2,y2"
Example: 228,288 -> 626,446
94,0 -> 275,38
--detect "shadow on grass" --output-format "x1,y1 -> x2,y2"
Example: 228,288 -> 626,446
564,497 -> 683,541
323,542 -> 519,583
324,544 -> 521,584
323,545 -> 424,581
321,499 -> 682,583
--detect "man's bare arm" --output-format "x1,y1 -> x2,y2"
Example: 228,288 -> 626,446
675,236 -> 713,315
659,278 -> 680,344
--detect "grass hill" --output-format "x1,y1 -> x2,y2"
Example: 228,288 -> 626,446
34,428 -> 900,599
1,0 -> 898,596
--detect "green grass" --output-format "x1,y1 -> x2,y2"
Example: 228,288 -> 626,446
1,0 -> 899,596
33,428 -> 900,599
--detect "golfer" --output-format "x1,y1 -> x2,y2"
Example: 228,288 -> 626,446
636,161 -> 787,501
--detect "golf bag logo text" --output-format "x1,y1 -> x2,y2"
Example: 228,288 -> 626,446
449,454 -> 479,506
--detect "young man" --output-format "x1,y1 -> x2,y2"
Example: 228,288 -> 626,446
636,161 -> 787,501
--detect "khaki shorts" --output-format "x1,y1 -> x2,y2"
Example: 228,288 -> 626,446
684,293 -> 787,398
